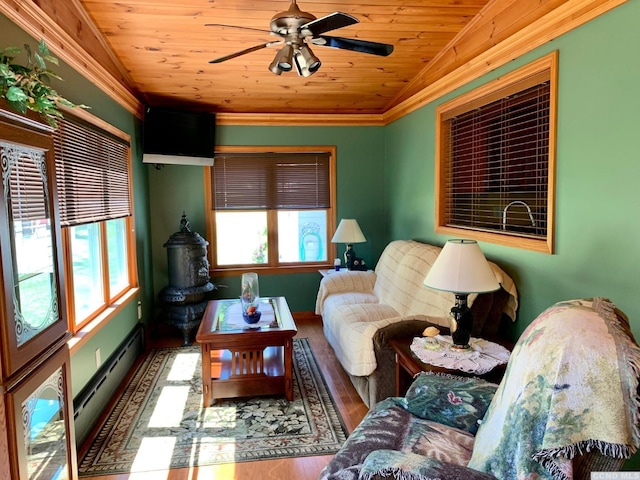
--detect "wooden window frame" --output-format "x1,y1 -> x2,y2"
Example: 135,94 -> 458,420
205,145 -> 337,276
55,109 -> 138,333
435,51 -> 558,254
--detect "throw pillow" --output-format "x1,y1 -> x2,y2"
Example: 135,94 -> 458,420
359,449 -> 497,480
395,372 -> 497,434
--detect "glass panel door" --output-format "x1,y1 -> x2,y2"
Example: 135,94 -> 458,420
1,141 -> 59,346
0,116 -> 67,379
22,366 -> 69,480
8,346 -> 76,480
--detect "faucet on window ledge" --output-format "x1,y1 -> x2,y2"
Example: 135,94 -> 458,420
502,200 -> 536,230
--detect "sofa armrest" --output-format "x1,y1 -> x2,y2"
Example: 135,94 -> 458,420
369,319 -> 448,405
315,270 -> 377,314
374,319 -> 449,353
572,450 -> 624,479
320,270 -> 377,295
360,450 -> 497,480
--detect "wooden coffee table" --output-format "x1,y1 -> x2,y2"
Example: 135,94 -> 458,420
196,296 -> 297,406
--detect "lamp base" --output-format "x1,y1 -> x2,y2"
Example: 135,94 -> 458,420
344,244 -> 356,270
450,294 -> 473,350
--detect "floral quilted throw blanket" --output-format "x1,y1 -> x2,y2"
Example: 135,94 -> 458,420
468,298 -> 640,480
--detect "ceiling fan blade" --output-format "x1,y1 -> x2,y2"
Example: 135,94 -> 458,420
205,23 -> 273,35
300,12 -> 358,36
313,36 -> 394,56
209,42 -> 281,63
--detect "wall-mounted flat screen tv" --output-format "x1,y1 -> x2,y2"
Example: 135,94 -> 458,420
143,106 -> 216,166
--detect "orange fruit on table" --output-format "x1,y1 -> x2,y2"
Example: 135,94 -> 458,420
246,306 -> 257,314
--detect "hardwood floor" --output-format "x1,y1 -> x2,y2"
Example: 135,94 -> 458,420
80,316 -> 370,480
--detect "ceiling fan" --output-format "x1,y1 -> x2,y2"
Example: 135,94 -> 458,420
207,0 -> 394,77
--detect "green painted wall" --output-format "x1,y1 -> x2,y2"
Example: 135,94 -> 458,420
0,14 -> 153,397
386,0 -> 640,340
386,6 -> 640,468
148,125 -> 388,314
386,4 -> 640,469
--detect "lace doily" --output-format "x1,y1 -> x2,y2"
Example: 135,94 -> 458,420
410,335 -> 510,375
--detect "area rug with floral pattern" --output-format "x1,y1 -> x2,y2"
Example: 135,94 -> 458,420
78,338 -> 348,476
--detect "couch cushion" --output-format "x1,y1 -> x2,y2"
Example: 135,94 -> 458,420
323,291 -> 379,312
395,372 -> 498,434
318,398 -> 476,480
323,302 -> 403,376
374,240 -> 456,318
402,415 -> 475,463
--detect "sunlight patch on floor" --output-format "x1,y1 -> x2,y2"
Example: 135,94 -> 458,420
167,352 -> 199,381
148,386 -> 190,428
196,437 -> 237,465
127,470 -> 169,480
130,436 -> 175,474
182,464 -> 237,480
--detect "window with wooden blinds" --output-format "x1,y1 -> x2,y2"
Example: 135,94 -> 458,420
53,115 -> 131,227
50,111 -> 137,333
211,152 -> 331,211
436,52 -> 557,254
206,146 -> 337,273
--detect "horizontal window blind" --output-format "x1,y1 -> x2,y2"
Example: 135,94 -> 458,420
0,142 -> 49,222
443,79 -> 550,238
53,116 -> 131,227
212,152 -> 330,210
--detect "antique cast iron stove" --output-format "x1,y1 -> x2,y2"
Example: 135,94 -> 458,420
158,213 -> 215,344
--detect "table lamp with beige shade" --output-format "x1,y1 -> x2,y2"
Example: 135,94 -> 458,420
331,219 -> 366,270
423,239 -> 500,350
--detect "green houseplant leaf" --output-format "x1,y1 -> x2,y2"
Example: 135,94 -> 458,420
5,85 -> 27,102
0,63 -> 12,77
0,39 -> 88,127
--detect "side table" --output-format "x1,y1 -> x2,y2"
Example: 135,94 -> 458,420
389,337 -> 510,396
318,268 -> 346,277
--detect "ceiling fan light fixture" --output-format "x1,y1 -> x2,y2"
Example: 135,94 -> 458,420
276,44 -> 294,71
294,45 -> 321,77
300,45 -> 321,73
293,54 -> 308,77
268,55 -> 285,75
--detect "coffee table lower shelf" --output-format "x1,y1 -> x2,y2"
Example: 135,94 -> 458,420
203,345 -> 291,404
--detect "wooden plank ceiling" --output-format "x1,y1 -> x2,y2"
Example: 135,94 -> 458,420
2,0 -> 624,121
77,0 -> 490,115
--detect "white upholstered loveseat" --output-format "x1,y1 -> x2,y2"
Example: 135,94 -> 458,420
315,240 -> 518,407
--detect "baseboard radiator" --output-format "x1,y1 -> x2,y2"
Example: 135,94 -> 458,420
73,323 -> 145,448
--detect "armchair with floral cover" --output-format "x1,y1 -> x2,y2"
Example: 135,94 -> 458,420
319,298 -> 640,480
